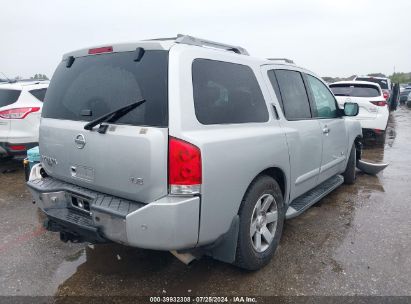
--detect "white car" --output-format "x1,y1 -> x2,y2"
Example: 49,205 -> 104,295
0,80 -> 48,156
354,76 -> 392,102
329,81 -> 389,137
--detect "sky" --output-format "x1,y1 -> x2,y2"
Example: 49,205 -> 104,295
1,0 -> 410,79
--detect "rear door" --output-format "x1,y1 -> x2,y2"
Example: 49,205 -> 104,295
263,67 -> 323,199
305,74 -> 348,183
40,50 -> 169,203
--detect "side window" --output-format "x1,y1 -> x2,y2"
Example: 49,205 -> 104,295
306,75 -> 338,118
192,59 -> 269,125
269,70 -> 311,120
29,88 -> 47,102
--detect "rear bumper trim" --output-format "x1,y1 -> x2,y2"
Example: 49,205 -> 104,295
27,176 -> 200,250
0,142 -> 37,155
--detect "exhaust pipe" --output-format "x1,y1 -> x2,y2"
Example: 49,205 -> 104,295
170,250 -> 196,265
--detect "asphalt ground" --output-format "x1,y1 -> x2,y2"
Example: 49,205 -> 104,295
0,106 -> 410,302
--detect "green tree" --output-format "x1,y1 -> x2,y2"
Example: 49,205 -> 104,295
30,74 -> 49,80
389,72 -> 411,84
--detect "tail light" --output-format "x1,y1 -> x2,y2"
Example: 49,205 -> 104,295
382,90 -> 390,100
370,101 -> 387,107
8,145 -> 26,151
168,137 -> 202,195
0,107 -> 40,119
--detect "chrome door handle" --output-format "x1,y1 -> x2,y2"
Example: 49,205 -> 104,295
323,127 -> 330,134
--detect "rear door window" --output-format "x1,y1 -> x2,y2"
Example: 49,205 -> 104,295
29,88 -> 47,101
268,69 -> 311,120
0,89 -> 21,107
42,50 -> 168,127
192,59 -> 269,125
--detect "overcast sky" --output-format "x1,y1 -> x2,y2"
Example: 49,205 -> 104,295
1,0 -> 410,79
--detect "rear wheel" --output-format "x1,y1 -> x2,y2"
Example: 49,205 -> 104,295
343,144 -> 356,185
235,175 -> 284,270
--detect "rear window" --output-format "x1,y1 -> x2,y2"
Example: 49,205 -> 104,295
355,77 -> 388,90
29,88 -> 47,101
42,50 -> 168,127
270,70 -> 312,120
0,89 -> 21,107
330,84 -> 380,97
192,59 -> 269,125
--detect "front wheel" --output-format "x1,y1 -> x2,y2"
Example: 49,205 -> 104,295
235,175 -> 285,270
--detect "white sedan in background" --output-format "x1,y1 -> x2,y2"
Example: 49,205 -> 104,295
329,81 -> 389,138
0,80 -> 48,157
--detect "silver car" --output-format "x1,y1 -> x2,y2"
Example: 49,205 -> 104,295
27,35 -> 362,270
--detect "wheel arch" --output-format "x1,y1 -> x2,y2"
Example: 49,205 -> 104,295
240,166 -> 288,212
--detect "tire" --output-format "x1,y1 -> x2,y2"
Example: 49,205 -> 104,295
235,175 -> 285,270
343,144 -> 356,185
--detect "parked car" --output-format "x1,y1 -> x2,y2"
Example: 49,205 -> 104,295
400,87 -> 411,104
329,81 -> 389,138
27,35 -> 362,270
406,90 -> 411,108
354,76 -> 392,104
0,80 -> 49,157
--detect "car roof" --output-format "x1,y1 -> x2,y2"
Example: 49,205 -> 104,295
329,80 -> 382,88
62,34 -> 309,73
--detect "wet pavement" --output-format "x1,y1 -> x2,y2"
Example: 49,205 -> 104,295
0,106 -> 410,299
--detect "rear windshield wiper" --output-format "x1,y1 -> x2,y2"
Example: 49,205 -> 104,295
84,99 -> 146,133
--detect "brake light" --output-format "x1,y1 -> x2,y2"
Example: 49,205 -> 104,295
8,145 -> 26,151
0,107 -> 40,119
169,137 -> 202,195
382,90 -> 390,100
370,101 -> 387,107
88,46 -> 113,54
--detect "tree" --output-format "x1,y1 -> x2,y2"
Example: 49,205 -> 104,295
30,74 -> 49,80
389,72 -> 411,84
367,73 -> 386,78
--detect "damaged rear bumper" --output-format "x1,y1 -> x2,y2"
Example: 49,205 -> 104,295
27,176 -> 200,250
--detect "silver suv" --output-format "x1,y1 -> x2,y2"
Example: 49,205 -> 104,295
27,35 -> 362,270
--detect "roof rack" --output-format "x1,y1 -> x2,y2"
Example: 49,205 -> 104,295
175,34 -> 249,56
267,58 -> 295,64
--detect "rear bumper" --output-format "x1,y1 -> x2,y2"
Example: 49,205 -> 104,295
0,142 -> 37,156
27,176 -> 200,250
355,112 -> 388,131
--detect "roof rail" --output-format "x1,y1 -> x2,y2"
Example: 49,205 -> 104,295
175,34 -> 249,55
267,58 -> 295,64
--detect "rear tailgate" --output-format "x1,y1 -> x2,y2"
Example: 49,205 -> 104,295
335,96 -> 377,119
40,119 -> 168,202
40,49 -> 169,203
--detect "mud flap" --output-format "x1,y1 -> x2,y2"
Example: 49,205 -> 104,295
357,159 -> 388,175
207,215 -> 239,264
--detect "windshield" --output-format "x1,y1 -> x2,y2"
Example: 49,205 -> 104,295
355,77 -> 389,90
330,84 -> 380,97
42,50 -> 168,127
0,89 -> 21,107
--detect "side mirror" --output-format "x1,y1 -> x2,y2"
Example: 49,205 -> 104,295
344,102 -> 359,116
